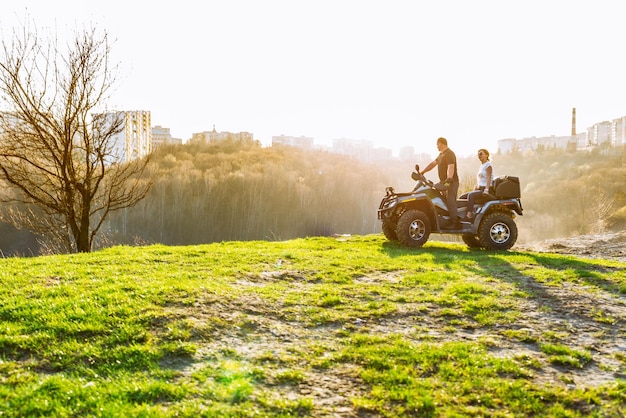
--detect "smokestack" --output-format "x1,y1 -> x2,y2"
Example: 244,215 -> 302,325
571,108 -> 577,136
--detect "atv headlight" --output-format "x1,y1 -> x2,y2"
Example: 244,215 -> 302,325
384,199 -> 397,210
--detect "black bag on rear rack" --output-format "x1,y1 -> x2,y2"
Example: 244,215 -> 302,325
492,176 -> 521,198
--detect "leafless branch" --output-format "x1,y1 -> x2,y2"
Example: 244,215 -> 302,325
0,18 -> 151,253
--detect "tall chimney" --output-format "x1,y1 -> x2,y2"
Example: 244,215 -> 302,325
571,107 -> 577,136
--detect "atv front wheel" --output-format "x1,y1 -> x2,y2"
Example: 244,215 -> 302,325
478,212 -> 518,250
396,209 -> 431,247
382,220 -> 398,241
462,234 -> 482,249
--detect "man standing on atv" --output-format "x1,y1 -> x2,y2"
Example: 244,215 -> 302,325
419,137 -> 460,229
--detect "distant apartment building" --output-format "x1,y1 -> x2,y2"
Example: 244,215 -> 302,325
587,121 -> 612,147
333,137 -> 372,160
398,145 -> 432,163
612,116 -> 626,147
398,146 -> 416,161
496,138 -> 517,154
151,125 -> 183,148
498,134 -> 581,154
102,110 -> 152,162
573,132 -> 589,150
497,112 -> 626,154
371,147 -> 394,162
331,137 -> 393,162
271,134 -> 314,149
190,125 -> 254,144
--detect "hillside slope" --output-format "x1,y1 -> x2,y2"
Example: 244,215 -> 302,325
0,235 -> 624,417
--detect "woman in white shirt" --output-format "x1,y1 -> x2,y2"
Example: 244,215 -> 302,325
465,149 -> 493,219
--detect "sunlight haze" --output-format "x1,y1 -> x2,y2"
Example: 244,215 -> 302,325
2,0 -> 626,158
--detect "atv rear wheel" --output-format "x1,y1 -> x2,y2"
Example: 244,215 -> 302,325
478,212 -> 518,250
462,234 -> 482,249
382,220 -> 398,241
396,209 -> 431,247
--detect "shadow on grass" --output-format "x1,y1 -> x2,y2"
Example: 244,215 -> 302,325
382,241 -> 624,339
381,239 -> 625,295
381,239 -> 626,331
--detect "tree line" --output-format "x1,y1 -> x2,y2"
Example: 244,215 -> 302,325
0,141 -> 623,255
91,142 -> 626,248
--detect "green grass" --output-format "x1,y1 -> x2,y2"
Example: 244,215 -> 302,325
0,234 -> 624,417
540,343 -> 593,369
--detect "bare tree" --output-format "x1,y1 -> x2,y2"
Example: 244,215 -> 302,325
0,20 -> 151,253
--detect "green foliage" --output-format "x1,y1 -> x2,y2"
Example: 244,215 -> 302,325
0,235 -> 624,416
341,335 -> 548,416
540,343 -> 592,368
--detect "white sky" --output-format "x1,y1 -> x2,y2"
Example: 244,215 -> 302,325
2,0 -> 626,157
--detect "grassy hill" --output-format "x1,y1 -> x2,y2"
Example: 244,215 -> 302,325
0,235 -> 624,417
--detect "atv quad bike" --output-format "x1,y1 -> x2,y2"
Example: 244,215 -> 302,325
378,165 -> 523,250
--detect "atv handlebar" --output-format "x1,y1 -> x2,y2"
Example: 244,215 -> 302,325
411,165 -> 435,190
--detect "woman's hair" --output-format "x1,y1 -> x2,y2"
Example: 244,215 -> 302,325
478,148 -> 490,160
